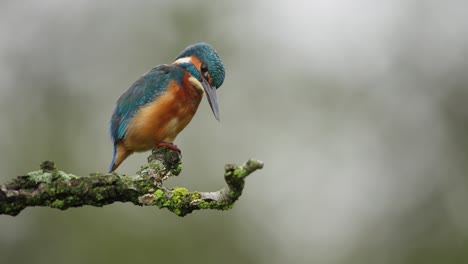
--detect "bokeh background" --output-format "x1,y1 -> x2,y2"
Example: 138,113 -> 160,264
1,0 -> 467,263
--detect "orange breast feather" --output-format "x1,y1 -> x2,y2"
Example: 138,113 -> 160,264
123,75 -> 203,152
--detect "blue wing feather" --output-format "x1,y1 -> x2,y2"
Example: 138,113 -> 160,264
109,64 -> 184,143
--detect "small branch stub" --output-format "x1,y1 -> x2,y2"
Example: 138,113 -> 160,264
0,147 -> 263,217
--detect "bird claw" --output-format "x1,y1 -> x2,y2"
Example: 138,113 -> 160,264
154,142 -> 181,153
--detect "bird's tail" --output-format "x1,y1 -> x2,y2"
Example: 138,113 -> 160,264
109,144 -> 132,172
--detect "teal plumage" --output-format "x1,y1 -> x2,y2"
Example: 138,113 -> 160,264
109,65 -> 186,172
109,65 -> 184,141
108,42 -> 225,172
175,43 -> 225,88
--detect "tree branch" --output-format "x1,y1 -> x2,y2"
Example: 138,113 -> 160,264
0,147 -> 263,217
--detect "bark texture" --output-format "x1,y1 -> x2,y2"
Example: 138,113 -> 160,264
0,147 -> 263,217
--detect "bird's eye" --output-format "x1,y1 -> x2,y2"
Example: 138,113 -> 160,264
201,63 -> 210,79
201,63 -> 208,74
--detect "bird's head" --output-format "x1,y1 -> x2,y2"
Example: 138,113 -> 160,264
174,42 -> 225,121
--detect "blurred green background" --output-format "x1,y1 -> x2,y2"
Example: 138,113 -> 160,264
1,0 -> 467,263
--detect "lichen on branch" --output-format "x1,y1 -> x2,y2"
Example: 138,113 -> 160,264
0,147 -> 263,217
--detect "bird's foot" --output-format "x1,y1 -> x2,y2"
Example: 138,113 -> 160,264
154,142 -> 181,153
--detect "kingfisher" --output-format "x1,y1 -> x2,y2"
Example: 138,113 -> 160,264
108,42 -> 225,172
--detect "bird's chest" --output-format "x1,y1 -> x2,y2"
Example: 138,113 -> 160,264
161,82 -> 202,137
126,79 -> 202,149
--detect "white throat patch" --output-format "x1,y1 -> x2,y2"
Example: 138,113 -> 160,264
173,57 -> 192,65
188,76 -> 204,94
174,57 -> 204,94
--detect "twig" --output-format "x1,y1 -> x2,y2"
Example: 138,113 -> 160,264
0,147 -> 263,217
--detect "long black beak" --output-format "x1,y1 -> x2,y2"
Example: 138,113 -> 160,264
202,78 -> 220,121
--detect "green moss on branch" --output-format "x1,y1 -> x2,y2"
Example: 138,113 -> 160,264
0,147 -> 263,217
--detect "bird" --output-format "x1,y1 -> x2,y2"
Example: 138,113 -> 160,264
108,42 -> 225,172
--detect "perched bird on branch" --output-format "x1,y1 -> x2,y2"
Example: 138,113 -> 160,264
109,43 -> 225,172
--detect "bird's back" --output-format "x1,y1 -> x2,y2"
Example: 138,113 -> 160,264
108,63 -> 200,172
109,64 -> 184,144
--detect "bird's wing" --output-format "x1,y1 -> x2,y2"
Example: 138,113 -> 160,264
109,64 -> 183,142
